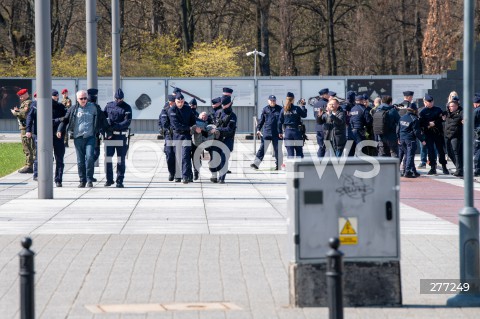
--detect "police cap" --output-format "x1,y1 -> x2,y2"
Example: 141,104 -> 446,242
221,95 -> 231,105
318,88 -> 329,95
286,92 -> 294,98
189,98 -> 197,106
424,94 -> 434,102
212,97 -> 222,104
403,91 -> 414,97
87,88 -> 98,96
223,87 -> 233,94
114,88 -> 124,99
52,89 -> 59,96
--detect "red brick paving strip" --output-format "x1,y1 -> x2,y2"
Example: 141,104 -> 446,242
400,176 -> 480,225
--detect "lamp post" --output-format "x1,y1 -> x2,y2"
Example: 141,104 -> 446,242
247,49 -> 265,154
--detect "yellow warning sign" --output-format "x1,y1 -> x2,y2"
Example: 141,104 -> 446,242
340,219 -> 357,235
338,217 -> 358,245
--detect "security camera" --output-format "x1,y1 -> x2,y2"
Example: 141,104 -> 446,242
246,51 -> 254,56
258,52 -> 265,57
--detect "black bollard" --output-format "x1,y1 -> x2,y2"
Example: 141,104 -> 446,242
19,237 -> 35,319
326,237 -> 344,319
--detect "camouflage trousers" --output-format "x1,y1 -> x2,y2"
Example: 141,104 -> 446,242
20,130 -> 35,168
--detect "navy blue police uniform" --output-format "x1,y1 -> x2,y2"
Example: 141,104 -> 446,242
168,93 -> 196,183
398,106 -> 424,177
212,96 -> 237,183
103,89 -> 132,187
375,103 -> 400,157
251,95 -> 283,170
418,94 -> 448,174
278,92 -> 307,158
349,96 -> 373,146
314,88 -> 329,157
160,95 -> 176,180
26,90 -> 67,185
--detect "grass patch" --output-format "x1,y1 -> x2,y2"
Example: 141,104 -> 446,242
0,143 -> 25,177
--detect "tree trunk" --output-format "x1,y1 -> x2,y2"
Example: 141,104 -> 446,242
279,0 -> 295,75
151,0 -> 166,34
400,0 -> 410,73
327,0 -> 337,75
259,1 -> 271,76
414,1 -> 423,74
181,0 -> 193,52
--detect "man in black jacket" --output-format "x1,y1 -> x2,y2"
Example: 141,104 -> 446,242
26,89 -> 67,186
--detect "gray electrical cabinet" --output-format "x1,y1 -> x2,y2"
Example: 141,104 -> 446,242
287,158 -> 400,263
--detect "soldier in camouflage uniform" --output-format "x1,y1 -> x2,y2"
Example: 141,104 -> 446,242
61,89 -> 72,147
10,88 -> 35,173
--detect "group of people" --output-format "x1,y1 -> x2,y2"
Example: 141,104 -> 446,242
250,88 -> 480,179
11,84 -> 480,186
11,87 -> 132,188
158,87 -> 237,184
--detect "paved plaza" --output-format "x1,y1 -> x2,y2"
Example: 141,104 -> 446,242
0,133 -> 479,318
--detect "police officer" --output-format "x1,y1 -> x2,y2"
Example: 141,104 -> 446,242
11,88 -> 34,173
349,94 -> 373,154
208,97 -> 222,122
251,95 -> 282,170
210,95 -> 237,183
398,104 -> 425,178
419,94 -> 449,175
169,92 -> 196,184
278,92 -> 307,158
103,88 -> 132,188
159,94 -> 177,181
375,95 -> 400,157
474,95 -> 480,176
313,88 -> 329,157
26,89 -> 67,186
189,98 -> 202,180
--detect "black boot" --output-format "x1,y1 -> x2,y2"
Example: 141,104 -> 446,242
442,164 -> 449,175
427,166 -> 437,175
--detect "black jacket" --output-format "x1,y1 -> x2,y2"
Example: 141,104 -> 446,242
318,108 -> 347,148
26,100 -> 66,136
444,107 -> 463,139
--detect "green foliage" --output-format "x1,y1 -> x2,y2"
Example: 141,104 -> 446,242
122,34 -> 182,77
0,143 -> 24,178
0,36 -> 242,78
179,38 -> 243,77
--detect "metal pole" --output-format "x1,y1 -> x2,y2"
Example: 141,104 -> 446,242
19,237 -> 35,319
253,50 -> 258,155
326,237 -> 344,319
35,0 -> 53,199
87,0 -> 98,89
447,0 -> 480,307
112,0 -> 121,94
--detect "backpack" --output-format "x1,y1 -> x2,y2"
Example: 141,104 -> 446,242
372,109 -> 389,135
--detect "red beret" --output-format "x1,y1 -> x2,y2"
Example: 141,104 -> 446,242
17,88 -> 28,96
61,88 -> 68,94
